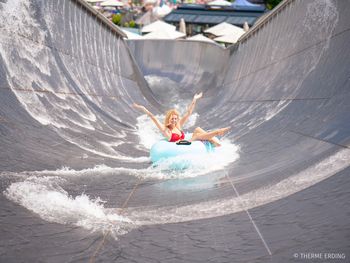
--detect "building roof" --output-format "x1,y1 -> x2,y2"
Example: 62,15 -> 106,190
164,4 -> 265,27
214,34 -> 241,44
142,29 -> 186,39
141,20 -> 176,33
122,29 -> 143,39
204,22 -> 245,36
100,0 -> 124,7
207,0 -> 232,7
186,34 -> 217,44
233,0 -> 265,11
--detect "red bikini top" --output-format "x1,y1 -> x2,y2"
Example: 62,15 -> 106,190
169,131 -> 185,142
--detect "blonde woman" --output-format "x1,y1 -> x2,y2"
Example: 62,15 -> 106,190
133,92 -> 230,147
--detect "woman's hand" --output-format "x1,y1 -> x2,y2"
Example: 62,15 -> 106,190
180,92 -> 202,127
133,103 -> 166,136
133,103 -> 147,112
193,92 -> 203,100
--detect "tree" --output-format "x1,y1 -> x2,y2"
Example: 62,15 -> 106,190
264,0 -> 283,10
112,14 -> 122,26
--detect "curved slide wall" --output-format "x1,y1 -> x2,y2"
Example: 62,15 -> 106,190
0,0 -> 163,172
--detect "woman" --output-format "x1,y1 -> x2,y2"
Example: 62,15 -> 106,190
133,92 -> 230,147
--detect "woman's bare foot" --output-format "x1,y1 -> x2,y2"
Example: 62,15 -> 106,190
216,127 -> 230,136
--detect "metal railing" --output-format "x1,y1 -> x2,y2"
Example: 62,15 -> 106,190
73,0 -> 127,38
238,0 -> 295,43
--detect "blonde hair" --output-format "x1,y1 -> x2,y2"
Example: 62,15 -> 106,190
164,109 -> 180,128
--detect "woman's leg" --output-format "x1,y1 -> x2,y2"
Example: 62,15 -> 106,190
191,127 -> 230,146
191,127 -> 221,146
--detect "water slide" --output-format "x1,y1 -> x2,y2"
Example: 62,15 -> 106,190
0,0 -> 349,262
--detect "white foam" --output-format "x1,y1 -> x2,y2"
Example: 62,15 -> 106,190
145,139 -> 240,179
133,112 -> 240,179
4,176 -> 134,237
34,164 -> 144,178
125,148 -> 350,225
17,136 -> 239,180
135,114 -> 164,150
4,148 -> 348,237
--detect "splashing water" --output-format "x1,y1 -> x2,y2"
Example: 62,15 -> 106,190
134,112 -> 240,179
4,176 -> 134,238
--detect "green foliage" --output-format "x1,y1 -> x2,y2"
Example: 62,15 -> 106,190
123,22 -> 129,27
266,0 -> 283,10
129,20 -> 136,28
112,14 -> 122,25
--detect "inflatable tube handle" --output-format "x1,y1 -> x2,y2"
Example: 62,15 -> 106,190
176,140 -> 192,145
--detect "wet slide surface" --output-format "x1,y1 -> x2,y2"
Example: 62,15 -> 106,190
0,0 -> 350,262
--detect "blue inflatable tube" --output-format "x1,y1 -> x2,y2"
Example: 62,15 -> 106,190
150,139 -> 214,169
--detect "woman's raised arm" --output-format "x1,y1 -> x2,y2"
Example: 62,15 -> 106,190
179,92 -> 202,127
133,103 -> 171,139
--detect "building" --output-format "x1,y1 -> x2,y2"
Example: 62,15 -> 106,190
164,1 -> 266,36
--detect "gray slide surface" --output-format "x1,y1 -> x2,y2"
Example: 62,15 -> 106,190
0,0 -> 349,262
